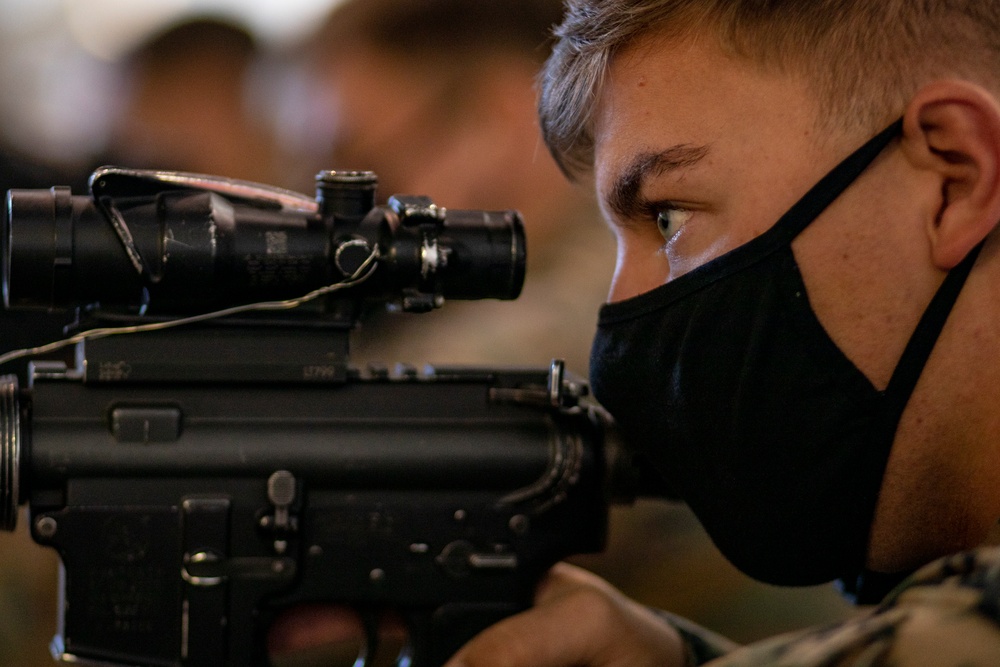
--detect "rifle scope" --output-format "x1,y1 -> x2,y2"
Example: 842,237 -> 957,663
3,168 -> 526,315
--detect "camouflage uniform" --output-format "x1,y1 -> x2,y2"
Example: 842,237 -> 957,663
665,545 -> 1000,666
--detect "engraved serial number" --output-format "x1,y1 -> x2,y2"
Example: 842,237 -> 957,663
303,365 -> 339,381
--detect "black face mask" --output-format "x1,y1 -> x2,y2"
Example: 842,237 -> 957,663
590,120 -> 982,591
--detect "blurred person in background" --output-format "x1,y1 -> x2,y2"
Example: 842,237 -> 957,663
104,16 -> 279,184
303,0 -> 611,374
269,1 -> 854,665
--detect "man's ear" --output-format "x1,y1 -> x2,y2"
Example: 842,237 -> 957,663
901,80 -> 1000,269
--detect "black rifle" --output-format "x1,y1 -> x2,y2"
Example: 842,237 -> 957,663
0,168 -> 639,667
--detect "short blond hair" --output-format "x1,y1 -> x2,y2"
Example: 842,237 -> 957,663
539,0 -> 1000,178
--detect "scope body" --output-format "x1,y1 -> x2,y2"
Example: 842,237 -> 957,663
3,168 -> 526,317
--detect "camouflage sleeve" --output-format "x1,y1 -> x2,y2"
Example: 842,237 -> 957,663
687,546 -> 1000,667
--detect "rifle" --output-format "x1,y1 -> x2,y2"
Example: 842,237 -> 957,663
0,168 -> 637,667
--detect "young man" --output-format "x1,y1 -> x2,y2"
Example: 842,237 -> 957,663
441,0 -> 1000,665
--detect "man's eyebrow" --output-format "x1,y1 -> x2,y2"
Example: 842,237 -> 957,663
606,144 -> 710,221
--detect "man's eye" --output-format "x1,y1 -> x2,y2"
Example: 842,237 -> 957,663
655,207 -> 693,241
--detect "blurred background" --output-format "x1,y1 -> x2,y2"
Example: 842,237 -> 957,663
0,1 -> 855,665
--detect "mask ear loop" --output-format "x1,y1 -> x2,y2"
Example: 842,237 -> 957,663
882,242 -> 983,407
845,240 -> 985,603
772,119 -> 905,242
